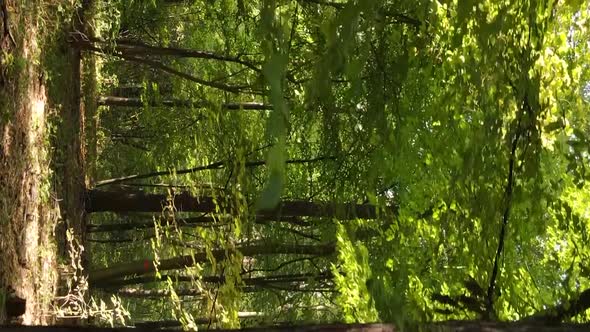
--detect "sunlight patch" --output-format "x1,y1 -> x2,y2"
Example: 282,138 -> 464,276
28,90 -> 46,146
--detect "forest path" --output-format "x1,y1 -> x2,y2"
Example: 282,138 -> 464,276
0,0 -> 86,324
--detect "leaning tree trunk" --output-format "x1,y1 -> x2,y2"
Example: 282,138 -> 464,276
107,272 -> 333,298
94,155 -> 337,187
85,189 -> 383,220
88,243 -> 335,284
115,287 -> 203,298
74,37 -> 260,71
114,284 -> 328,298
97,271 -> 332,289
98,96 -> 272,110
86,214 -> 307,233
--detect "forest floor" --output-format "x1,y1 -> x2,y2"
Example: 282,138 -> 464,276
0,0 -> 91,324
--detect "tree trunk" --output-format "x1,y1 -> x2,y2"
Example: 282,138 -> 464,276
116,287 -> 203,298
98,96 -> 272,111
72,38 -> 259,94
94,155 -> 337,187
88,243 -> 335,284
87,214 -> 308,233
75,43 -> 249,93
85,189 -> 383,220
114,284 -> 327,298
75,37 -> 260,71
87,216 -> 220,232
97,272 -> 332,289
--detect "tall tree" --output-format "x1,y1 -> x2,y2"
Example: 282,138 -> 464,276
85,189 -> 385,219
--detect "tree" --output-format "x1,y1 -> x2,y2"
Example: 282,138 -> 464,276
85,189 -> 385,220
86,215 -> 307,233
89,243 -> 335,283
98,96 -> 272,111
82,0 -> 590,328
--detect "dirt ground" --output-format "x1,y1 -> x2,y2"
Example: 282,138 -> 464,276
0,0 -> 87,324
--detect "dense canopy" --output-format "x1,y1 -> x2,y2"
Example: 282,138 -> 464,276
78,0 -> 590,327
2,0 -> 589,330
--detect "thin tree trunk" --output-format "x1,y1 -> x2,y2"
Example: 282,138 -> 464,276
116,287 -> 203,298
94,155 -> 336,187
115,282 -> 333,298
88,236 -> 154,244
97,272 -> 331,288
98,96 -> 272,111
75,40 -> 250,93
87,215 -> 308,233
117,53 -> 250,93
84,189 -> 382,220
114,285 -> 292,298
75,37 -> 260,72
88,243 -> 335,284
87,216 -> 219,232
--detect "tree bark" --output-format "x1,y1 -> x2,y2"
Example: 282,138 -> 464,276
85,189 -> 382,220
88,243 -> 335,284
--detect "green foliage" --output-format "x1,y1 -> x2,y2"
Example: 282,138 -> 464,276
89,0 -> 590,328
333,223 -> 378,323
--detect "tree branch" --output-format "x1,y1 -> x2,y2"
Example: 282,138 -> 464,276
75,37 -> 261,72
98,96 -> 273,110
95,155 -> 338,187
77,42 -> 253,94
486,92 -> 528,317
116,53 -> 251,93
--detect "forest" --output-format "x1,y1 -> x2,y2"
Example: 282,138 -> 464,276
0,0 -> 589,331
